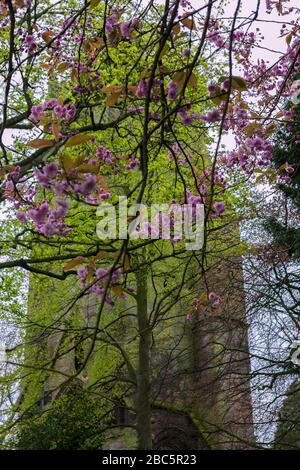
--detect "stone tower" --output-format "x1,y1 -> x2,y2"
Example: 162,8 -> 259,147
19,243 -> 255,450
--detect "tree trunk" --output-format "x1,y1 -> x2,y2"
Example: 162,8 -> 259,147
136,265 -> 152,449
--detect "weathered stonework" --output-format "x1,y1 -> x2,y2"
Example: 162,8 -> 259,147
23,251 -> 255,450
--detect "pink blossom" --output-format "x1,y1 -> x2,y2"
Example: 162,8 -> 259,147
199,184 -> 207,195
44,162 -> 58,179
24,34 -> 37,53
76,174 -> 97,195
208,83 -> 217,93
54,181 -> 68,196
181,113 -> 194,126
100,192 -> 110,200
136,79 -> 147,98
205,109 -> 221,123
212,201 -> 225,217
67,104 -> 76,120
77,266 -> 88,282
285,162 -> 294,174
34,168 -> 50,188
120,19 -> 138,40
28,201 -> 50,225
16,211 -> 27,223
45,98 -> 58,109
208,291 -> 222,307
167,80 -> 178,100
54,198 -> 68,217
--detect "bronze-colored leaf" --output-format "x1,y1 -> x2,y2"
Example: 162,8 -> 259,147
210,86 -> 229,105
71,68 -> 78,82
63,256 -> 85,271
173,70 -> 186,92
27,139 -> 54,148
285,33 -> 292,46
188,72 -> 197,89
38,116 -> 51,126
103,85 -> 123,94
128,85 -> 138,94
87,268 -> 94,280
75,154 -> 86,166
173,70 -> 197,92
159,65 -> 170,75
172,23 -> 181,40
105,92 -> 121,107
52,123 -> 61,141
231,76 -> 248,92
218,76 -> 248,92
124,254 -> 131,272
42,30 -> 55,44
94,250 -> 109,260
97,174 -> 109,192
15,0 -> 25,8
112,285 -> 123,296
243,123 -> 260,137
181,16 -> 196,30
77,163 -> 100,174
85,37 -> 105,51
61,154 -> 75,174
57,62 -> 71,73
65,134 -> 93,147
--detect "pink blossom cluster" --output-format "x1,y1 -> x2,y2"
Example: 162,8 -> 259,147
24,34 -> 37,53
105,10 -> 139,42
206,29 -> 226,49
187,290 -> 222,320
167,143 -> 187,165
136,79 -> 147,99
4,166 -> 37,210
125,157 -> 139,171
212,201 -> 225,218
17,198 -> 70,237
136,78 -> 163,101
73,72 -> 104,94
167,80 -> 178,101
208,291 -> 222,307
10,151 -> 111,236
34,160 -> 109,202
77,266 -> 123,306
34,162 -> 58,188
29,99 -> 76,125
96,145 -> 114,165
202,166 -> 226,192
265,0 -> 294,15
177,103 -> 221,127
226,134 -> 273,172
